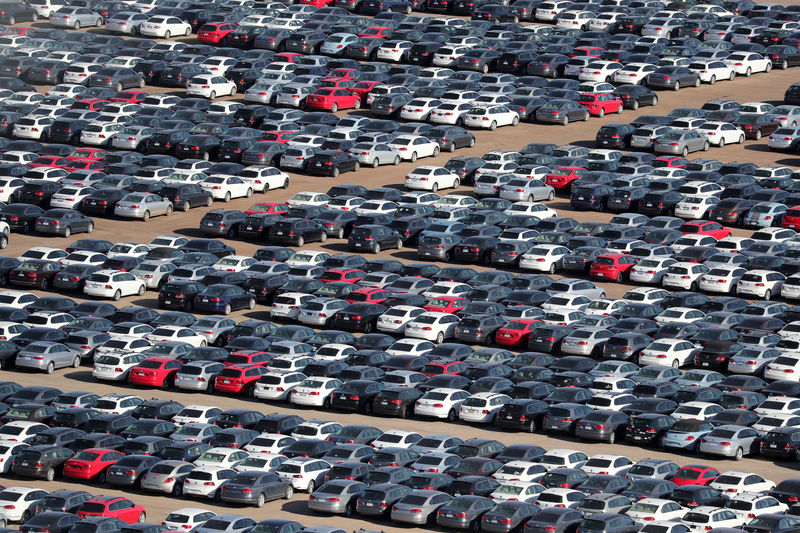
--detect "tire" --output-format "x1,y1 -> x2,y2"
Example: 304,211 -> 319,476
703,141 -> 709,151
681,146 -> 688,156
393,156 -> 400,165
373,243 -> 381,254
116,82 -> 123,92
372,158 -> 379,168
652,95 -> 658,105
512,116 -> 519,126
0,236 -> 8,250
755,130 -> 762,140
72,355 -> 80,368
739,134 -> 745,144
112,289 -> 121,301
782,60 -> 788,70
142,210 -> 150,221
548,263 -> 555,274
561,115 -> 569,126
256,493 -> 266,508
248,299 -> 256,310
45,468 -> 55,481
230,86 -> 236,96
353,99 -> 361,110
632,99 -> 639,110
729,71 -> 735,81
410,152 -> 417,162
489,121 -> 497,131
96,18 -> 102,26
173,483 -> 183,497
164,30 -> 171,39
330,103 -> 338,112
209,91 -> 216,100
436,332 -> 444,344
453,178 -> 460,188
693,77 -> 700,87
672,359 -> 680,369
709,75 -> 716,85
481,64 -> 488,74
138,78 -> 145,88
734,447 -> 743,461
431,182 -> 438,192
285,486 -> 293,499
718,138 -> 725,148
447,143 -> 455,152
320,231 -> 327,243
73,20 -> 80,29
245,188 -> 252,198
673,81 -> 680,91
297,236 -> 304,247
608,432 -> 615,444
223,304 -> 231,315
396,238 -> 403,250
332,167 -> 339,177
469,137 -> 475,147
548,190 -> 555,201
764,290 -> 771,301
598,108 -> 604,118
181,201 -> 190,212
206,196 -> 213,207
138,514 -> 145,524
137,284 -> 145,296
40,279 -> 48,290
745,67 -> 751,77
353,162 -> 360,172
336,227 -> 344,239
433,146 -> 439,157
766,62 -> 772,73
446,409 -> 456,422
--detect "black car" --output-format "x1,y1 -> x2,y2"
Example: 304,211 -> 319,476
269,218 -> 326,247
82,189 -> 125,216
613,85 -> 659,110
159,185 -> 212,211
306,150 -> 359,176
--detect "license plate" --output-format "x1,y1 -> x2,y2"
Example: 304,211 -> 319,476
701,362 -> 709,367
164,300 -> 171,304
152,142 -> 160,146
770,443 -> 777,448
136,372 -> 145,376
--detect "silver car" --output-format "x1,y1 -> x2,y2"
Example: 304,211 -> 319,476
297,297 -> 349,327
346,143 -> 401,167
280,146 -> 321,170
392,490 -> 453,525
140,460 -> 195,494
111,126 -> 154,150
190,317 -> 236,345
560,327 -> 613,356
728,346 -> 779,374
51,6 -> 103,28
275,84 -> 313,108
105,11 -> 149,34
307,480 -> 366,514
631,125 -> 674,149
653,130 -> 710,155
244,81 -> 285,104
131,260 -> 175,289
768,127 -> 800,150
175,361 -> 226,391
697,424 -> 761,460
15,341 -> 80,373
115,193 -> 173,220
498,178 -> 555,202
169,265 -> 216,282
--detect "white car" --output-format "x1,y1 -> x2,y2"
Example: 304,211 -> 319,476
464,105 -> 519,130
162,508 -> 217,532
492,461 -> 547,483
314,344 -> 354,361
200,176 -> 252,201
239,166 -> 288,192
144,326 -> 207,347
253,371 -> 306,401
355,200 -> 397,215
689,60 -> 736,83
681,507 -> 743,533
139,15 -> 192,38
429,102 -> 474,125
538,449 -> 588,471
671,401 -> 723,421
754,396 -> 800,416
0,321 -> 27,341
709,471 -> 775,494
579,454 -> 632,476
235,452 -> 286,473
654,307 -> 707,325
722,494 -> 785,521
723,52 -> 772,76
371,430 -> 422,450
400,98 -> 443,121
613,62 -> 658,84
696,121 -> 746,146
409,452 -> 460,473
80,122 -> 123,146
458,392 -> 511,424
389,135 -> 440,161
275,457 -> 330,492
186,75 -> 237,99
0,291 -> 37,310
737,270 -> 785,299
182,467 -> 237,499
92,353 -> 146,381
92,394 -> 143,415
49,186 -> 96,210
697,266 -> 747,293
386,339 -> 434,357
0,440 -> 28,474
193,448 -> 248,469
414,388 -> 470,420
422,282 -> 471,299
0,487 -> 47,522
764,358 -> 800,382
83,270 -> 145,301
404,166 -> 461,192
404,312 -> 459,343
376,40 -> 413,62
13,117 -> 53,140
675,196 -> 720,219
579,60 -> 623,82
377,306 -> 425,333
290,377 -> 342,408
271,293 -> 314,320
662,262 -> 710,290
285,250 -> 330,267
211,255 -> 256,273
627,498 -> 687,522
535,488 -> 585,509
244,434 -> 296,455
639,338 -> 700,368
172,405 -> 223,426
287,191 -> 330,207
519,245 -> 570,273
490,481 -> 545,503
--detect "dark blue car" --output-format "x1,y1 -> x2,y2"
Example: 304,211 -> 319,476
192,284 -> 256,315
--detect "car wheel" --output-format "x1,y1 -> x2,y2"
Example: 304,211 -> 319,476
671,359 -> 680,369
782,60 -> 788,70
206,196 -> 213,207
410,151 -> 417,162
373,243 -> 381,254
245,188 -> 252,198
224,192 -> 231,202
395,238 -> 403,250
143,210 -> 150,221
137,284 -> 145,296
693,77 -> 700,87
512,115 -> 519,126
255,493 -> 266,508
608,432 -> 615,444
681,146 -> 688,156
709,75 -> 716,85
73,20 -> 80,29
433,146 -> 439,157
764,289 -> 771,300
703,141 -> 709,151
734,447 -> 743,461
755,130 -> 762,140
469,137 -> 475,147
431,182 -> 438,192
45,468 -> 55,481
138,514 -> 145,524
393,155 -> 400,165
45,361 -> 54,374
173,483 -> 183,497
181,201 -> 190,211
223,304 -> 231,315
739,134 -> 745,143
95,17 -> 102,26
548,263 -> 555,274
598,108 -> 605,118
72,355 -> 80,368
336,227 -> 344,239
115,82 -> 123,92
113,289 -> 121,301
481,63 -> 489,74
561,115 -> 569,126
548,190 -> 555,201
164,30 -> 171,38
673,81 -> 680,91
330,103 -> 338,112
745,67 -> 751,76
332,167 -> 339,177
372,158 -> 379,168
0,236 -> 7,250
489,121 -> 497,131
285,486 -> 293,499
631,99 -> 639,110
718,138 -> 725,148
209,91 -> 216,100
40,279 -> 48,290
138,78 -> 145,88
765,62 -> 772,73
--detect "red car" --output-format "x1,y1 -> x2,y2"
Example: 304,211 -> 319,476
651,155 -> 688,168
672,465 -> 720,487
589,253 -> 639,282
679,220 -> 732,240
28,156 -> 71,168
197,22 -> 238,44
327,68 -> 360,81
67,148 -> 107,162
421,360 -> 469,377
245,201 -> 290,215
64,160 -> 106,172
496,319 -> 542,347
577,93 -> 623,116
273,52 -> 303,64
345,287 -> 390,304
299,0 -> 334,8
783,206 -> 800,229
72,98 -> 109,111
214,363 -> 269,395
320,268 -> 366,284
320,78 -> 356,90
424,296 -> 470,313
127,357 -> 183,388
111,91 -> 147,103
570,46 -> 605,58
306,88 -> 361,112
77,496 -> 146,524
63,448 -> 124,481
358,27 -> 392,39
258,130 -> 298,143
545,167 -> 587,192
224,350 -> 273,367
349,80 -> 384,103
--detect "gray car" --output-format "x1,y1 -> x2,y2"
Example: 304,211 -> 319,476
106,455 -> 160,487
131,260 -> 175,289
175,361 -> 226,392
219,471 -> 293,507
418,233 -> 462,261
436,495 -> 494,530
346,143 -> 401,167
15,342 -> 80,373
191,514 -> 256,533
653,130 -> 710,155
105,11 -> 148,34
498,179 -> 555,202
65,330 -> 111,360
392,489 -> 453,525
50,6 -> 102,28
140,460 -> 195,495
115,193 -> 173,220
631,126 -> 674,149
307,480 -> 366,515
697,424 -> 761,460
111,126 -> 154,151
190,317 -> 235,346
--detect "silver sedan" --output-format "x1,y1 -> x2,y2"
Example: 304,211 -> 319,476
50,6 -> 103,29
114,193 -> 173,220
392,490 -> 452,525
15,341 -> 80,373
498,178 -> 555,202
111,126 -> 155,151
140,460 -> 194,494
697,424 -> 761,460
653,130 -> 710,155
346,143 -> 401,167
105,11 -> 149,34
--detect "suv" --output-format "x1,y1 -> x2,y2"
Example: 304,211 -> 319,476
199,209 -> 246,238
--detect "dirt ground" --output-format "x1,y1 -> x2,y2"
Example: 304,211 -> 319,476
1,20 -> 799,530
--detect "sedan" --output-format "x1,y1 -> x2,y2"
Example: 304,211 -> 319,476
464,106 -> 519,130
187,76 -> 237,100
34,210 -> 94,238
50,6 -> 103,29
16,341 -> 80,373
114,194 -> 173,221
654,131 -> 710,156
346,143 -> 401,167
647,67 -> 701,90
220,472 -> 293,507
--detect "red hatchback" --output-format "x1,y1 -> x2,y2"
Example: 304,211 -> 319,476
111,91 -> 147,104
77,496 -> 146,524
321,268 -> 366,284
589,253 -> 638,282
245,201 -> 290,215
577,93 -> 623,116
127,357 -> 183,388
28,156 -> 71,169
197,22 -> 238,44
349,80 -> 384,104
570,46 -> 605,58
358,27 -> 392,39
306,88 -> 361,112
651,155 -> 688,168
421,360 -> 469,377
783,206 -> 800,229
672,465 -> 720,486
63,448 -> 124,481
496,319 -> 542,347
258,130 -> 298,144
679,220 -> 731,240
545,167 -> 586,192
67,148 -> 107,162
273,52 -> 303,64
214,363 -> 269,395
72,98 -> 109,111
424,296 -> 470,314
345,287 -> 390,304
